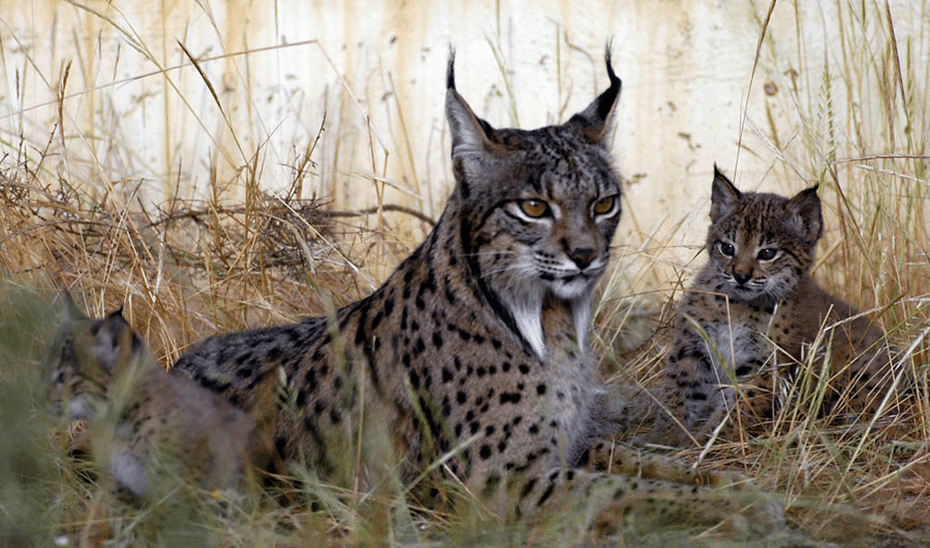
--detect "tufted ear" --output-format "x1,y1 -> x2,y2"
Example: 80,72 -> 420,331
445,50 -> 496,160
59,291 -> 87,322
94,309 -> 138,373
710,165 -> 741,223
785,185 -> 823,245
565,45 -> 622,146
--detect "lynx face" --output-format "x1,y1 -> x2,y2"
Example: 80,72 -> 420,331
705,169 -> 823,307
50,298 -> 271,501
447,66 -> 623,357
49,299 -> 138,422
486,151 -> 621,300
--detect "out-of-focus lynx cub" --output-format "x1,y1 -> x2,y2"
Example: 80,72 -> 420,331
172,50 -> 782,533
50,298 -> 271,502
658,167 -> 898,445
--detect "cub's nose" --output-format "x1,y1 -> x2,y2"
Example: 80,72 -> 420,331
733,271 -> 752,285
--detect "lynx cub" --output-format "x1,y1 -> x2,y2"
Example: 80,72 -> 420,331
50,298 -> 271,501
658,168 -> 898,445
173,51 -> 780,531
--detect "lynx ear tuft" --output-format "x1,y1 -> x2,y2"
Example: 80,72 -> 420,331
59,291 -> 87,322
445,53 -> 499,168
565,44 -> 622,145
710,165 -> 741,223
446,47 -> 457,92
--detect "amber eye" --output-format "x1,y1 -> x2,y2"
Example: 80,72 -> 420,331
593,195 -> 616,215
520,199 -> 549,218
718,242 -> 736,257
757,248 -> 778,261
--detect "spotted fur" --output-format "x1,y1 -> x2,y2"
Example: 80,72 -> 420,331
49,299 -> 271,502
656,167 -> 900,445
172,51 -> 782,532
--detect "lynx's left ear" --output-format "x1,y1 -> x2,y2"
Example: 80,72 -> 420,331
710,165 -> 741,223
785,185 -> 823,245
565,45 -> 622,146
445,49 -> 497,159
95,309 -> 143,374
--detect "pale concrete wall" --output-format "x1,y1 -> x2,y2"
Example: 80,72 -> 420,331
2,0 -> 926,286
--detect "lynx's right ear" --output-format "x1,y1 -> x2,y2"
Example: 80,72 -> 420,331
710,165 -> 741,223
58,291 -> 87,322
565,44 -> 622,146
445,50 -> 496,159
785,185 -> 823,245
94,309 -> 138,373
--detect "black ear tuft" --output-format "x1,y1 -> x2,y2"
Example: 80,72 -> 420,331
446,47 -> 456,91
106,307 -> 125,321
446,52 -> 495,158
565,43 -> 622,145
599,41 -> 622,121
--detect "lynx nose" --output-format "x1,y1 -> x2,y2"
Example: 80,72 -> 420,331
568,247 -> 596,270
733,271 -> 752,285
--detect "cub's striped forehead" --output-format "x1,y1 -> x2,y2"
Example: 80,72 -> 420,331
716,192 -> 790,237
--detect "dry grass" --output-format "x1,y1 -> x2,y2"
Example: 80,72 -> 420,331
1,1 -> 929,546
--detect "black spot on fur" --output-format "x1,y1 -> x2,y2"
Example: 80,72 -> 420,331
369,310 -> 384,330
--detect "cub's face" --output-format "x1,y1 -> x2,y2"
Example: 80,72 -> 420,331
50,308 -> 140,421
706,169 -> 822,305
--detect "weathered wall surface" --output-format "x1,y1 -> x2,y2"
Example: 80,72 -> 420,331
2,1 -> 926,280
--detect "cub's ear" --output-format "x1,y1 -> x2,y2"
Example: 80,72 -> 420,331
58,291 -> 87,322
785,185 -> 823,245
94,309 -> 137,373
565,45 -> 622,146
445,50 -> 496,159
710,165 -> 741,223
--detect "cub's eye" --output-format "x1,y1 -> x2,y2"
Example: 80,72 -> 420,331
592,195 -> 617,215
757,248 -> 778,261
718,242 -> 736,257
519,199 -> 550,218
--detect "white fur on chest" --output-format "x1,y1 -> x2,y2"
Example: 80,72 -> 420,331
704,323 -> 765,380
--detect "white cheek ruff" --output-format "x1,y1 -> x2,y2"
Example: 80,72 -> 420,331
110,452 -> 149,499
511,301 -> 546,359
68,396 -> 91,421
